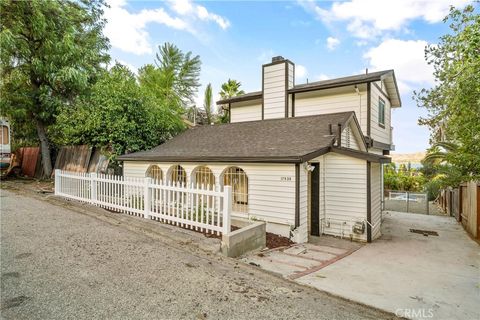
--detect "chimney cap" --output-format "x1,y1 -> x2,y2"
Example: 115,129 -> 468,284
272,56 -> 285,62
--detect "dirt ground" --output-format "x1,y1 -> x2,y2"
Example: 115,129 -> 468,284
0,180 -> 398,320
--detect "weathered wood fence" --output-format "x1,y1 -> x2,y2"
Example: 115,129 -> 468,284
54,169 -> 232,235
438,181 -> 479,240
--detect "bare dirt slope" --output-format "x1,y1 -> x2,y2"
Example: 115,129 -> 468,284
0,183 -> 398,320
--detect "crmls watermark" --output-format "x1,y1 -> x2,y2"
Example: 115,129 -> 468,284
395,308 -> 434,319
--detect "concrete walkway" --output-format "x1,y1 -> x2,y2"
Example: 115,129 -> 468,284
296,212 -> 480,320
242,237 -> 363,279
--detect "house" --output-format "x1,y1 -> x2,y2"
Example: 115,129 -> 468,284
118,56 -> 401,243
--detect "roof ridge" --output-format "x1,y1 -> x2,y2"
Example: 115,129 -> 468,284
189,111 -> 354,130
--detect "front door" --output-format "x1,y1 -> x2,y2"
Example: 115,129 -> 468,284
310,163 -> 320,236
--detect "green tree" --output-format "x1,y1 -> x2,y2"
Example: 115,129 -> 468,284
204,83 -> 214,124
218,79 -> 245,123
414,4 -> 480,181
0,0 -> 110,177
55,64 -> 184,163
138,43 -> 201,115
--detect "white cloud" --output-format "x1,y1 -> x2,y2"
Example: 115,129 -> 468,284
363,39 -> 435,93
169,0 -> 230,30
196,5 -> 230,29
315,74 -> 330,81
298,0 -> 470,39
295,65 -> 308,82
104,0 -> 230,55
169,0 -> 193,15
326,37 -> 340,50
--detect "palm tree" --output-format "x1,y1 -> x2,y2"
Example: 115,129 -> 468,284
219,79 -> 245,100
204,83 -> 214,125
218,79 -> 245,123
423,141 -> 458,164
138,43 -> 201,113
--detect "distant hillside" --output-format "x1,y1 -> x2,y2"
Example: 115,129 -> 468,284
390,152 -> 426,164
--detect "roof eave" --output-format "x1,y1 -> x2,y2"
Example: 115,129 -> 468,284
118,156 -> 305,163
216,93 -> 262,105
380,71 -> 402,108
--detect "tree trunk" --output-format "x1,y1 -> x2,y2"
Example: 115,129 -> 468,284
35,118 -> 53,178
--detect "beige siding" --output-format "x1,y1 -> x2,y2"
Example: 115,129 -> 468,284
341,122 -> 362,150
313,153 -> 368,241
371,163 -> 382,240
123,161 -> 296,237
288,62 -> 294,89
294,85 -> 368,134
263,63 -> 286,119
370,84 -> 391,145
296,165 -> 308,243
230,100 -> 262,123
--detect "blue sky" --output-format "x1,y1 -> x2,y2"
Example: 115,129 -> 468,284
104,0 -> 471,154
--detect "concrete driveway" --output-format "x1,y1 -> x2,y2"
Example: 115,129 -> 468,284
296,212 -> 480,320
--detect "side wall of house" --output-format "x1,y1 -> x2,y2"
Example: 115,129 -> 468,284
123,161 -> 296,238
296,164 -> 309,243
294,85 -> 368,133
230,100 -> 262,123
370,82 -> 392,145
371,162 -> 382,240
312,153 -> 368,242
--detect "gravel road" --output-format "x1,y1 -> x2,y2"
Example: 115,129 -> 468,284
1,186 -> 397,320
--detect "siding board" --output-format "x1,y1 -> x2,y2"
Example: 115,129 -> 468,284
124,161 -> 297,229
230,101 -> 262,123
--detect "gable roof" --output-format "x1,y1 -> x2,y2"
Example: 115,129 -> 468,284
217,70 -> 401,107
118,112 -> 389,164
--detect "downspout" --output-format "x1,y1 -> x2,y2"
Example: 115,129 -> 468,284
295,163 -> 300,228
381,164 -> 384,217
366,161 -> 372,242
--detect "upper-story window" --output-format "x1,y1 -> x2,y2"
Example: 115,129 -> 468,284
378,98 -> 385,128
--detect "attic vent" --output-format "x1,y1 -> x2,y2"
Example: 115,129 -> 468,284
272,56 -> 284,62
345,127 -> 351,148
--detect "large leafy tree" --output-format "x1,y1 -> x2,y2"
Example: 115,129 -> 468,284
55,64 -> 184,163
138,43 -> 201,115
0,0 -> 110,177
415,4 -> 480,182
218,79 -> 245,123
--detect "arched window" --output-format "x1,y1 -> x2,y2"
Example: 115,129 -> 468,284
222,167 -> 248,213
169,165 -> 187,186
193,166 -> 215,190
146,165 -> 163,181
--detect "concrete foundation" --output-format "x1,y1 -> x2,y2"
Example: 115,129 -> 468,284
221,219 -> 266,258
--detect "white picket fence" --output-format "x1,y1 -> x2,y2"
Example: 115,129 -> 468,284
54,170 -> 232,235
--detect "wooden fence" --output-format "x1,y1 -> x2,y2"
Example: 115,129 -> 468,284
54,170 -> 232,235
438,181 -> 479,240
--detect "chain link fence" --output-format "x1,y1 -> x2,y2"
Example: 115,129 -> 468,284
384,191 -> 430,214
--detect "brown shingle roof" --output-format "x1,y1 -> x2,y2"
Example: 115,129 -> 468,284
216,69 -> 401,107
118,112 -> 356,163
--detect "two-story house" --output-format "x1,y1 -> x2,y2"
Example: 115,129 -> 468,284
118,56 -> 401,243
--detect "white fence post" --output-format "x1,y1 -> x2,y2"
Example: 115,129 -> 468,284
223,185 -> 232,235
144,177 -> 151,219
54,169 -> 61,195
91,173 -> 97,204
